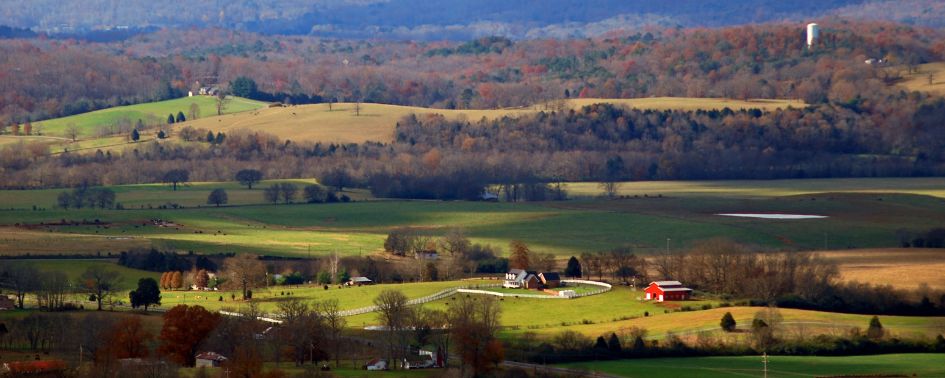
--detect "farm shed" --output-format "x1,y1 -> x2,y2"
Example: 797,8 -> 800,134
347,277 -> 374,286
539,272 -> 561,288
644,281 -> 693,302
364,358 -> 387,370
195,352 -> 228,368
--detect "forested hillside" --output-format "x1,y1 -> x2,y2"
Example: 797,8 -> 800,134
2,21 -> 943,123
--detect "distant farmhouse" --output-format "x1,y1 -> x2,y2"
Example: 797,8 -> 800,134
644,280 -> 693,302
504,269 -> 561,290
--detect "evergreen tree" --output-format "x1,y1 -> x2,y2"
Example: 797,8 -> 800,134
176,111 -> 186,123
867,316 -> 884,339
206,131 -> 215,143
565,256 -> 582,277
215,132 -> 225,144
594,336 -> 608,350
131,129 -> 140,142
608,333 -> 622,353
157,130 -> 167,139
167,114 -> 175,124
721,312 -> 737,332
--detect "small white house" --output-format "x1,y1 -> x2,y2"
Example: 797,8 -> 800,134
364,358 -> 387,371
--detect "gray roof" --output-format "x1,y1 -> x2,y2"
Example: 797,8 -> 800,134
660,287 -> 693,292
351,277 -> 373,282
651,280 -> 684,287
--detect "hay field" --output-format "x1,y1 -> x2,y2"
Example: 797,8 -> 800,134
821,248 -> 945,290
176,97 -> 804,144
898,62 -> 945,96
563,177 -> 945,199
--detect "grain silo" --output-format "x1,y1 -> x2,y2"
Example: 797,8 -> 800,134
807,23 -> 820,48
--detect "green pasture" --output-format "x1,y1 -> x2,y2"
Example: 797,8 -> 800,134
159,279 -> 492,314
0,178 -> 944,257
5,259 -> 160,289
33,96 -> 267,138
561,353 -> 945,378
346,286 -> 678,334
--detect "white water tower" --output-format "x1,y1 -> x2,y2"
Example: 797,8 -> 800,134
807,23 -> 820,48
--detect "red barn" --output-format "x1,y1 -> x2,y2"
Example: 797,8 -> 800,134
644,281 -> 693,302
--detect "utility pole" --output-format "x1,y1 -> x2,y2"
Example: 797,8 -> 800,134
666,238 -> 671,254
762,352 -> 769,378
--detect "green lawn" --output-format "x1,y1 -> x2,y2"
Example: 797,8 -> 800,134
33,96 -> 267,138
1,178 -> 945,257
561,354 -> 945,378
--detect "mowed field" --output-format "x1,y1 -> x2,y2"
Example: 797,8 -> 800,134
0,178 -> 944,257
175,97 -> 804,144
898,62 -> 945,96
32,96 -> 267,138
562,354 -> 945,378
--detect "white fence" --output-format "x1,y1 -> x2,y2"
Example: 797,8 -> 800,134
561,279 -> 612,298
216,280 -> 612,320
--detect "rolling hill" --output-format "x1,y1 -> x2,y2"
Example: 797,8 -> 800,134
176,97 -> 804,144
32,96 -> 267,138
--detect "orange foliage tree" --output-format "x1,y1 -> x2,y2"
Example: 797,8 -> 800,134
104,317 -> 153,359
158,305 -> 221,366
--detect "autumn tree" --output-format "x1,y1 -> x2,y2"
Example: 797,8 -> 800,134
207,188 -> 228,206
867,316 -> 885,339
188,102 -> 200,120
171,271 -> 183,289
509,240 -> 530,269
158,305 -> 221,366
223,254 -> 266,300
440,228 -> 471,279
319,299 -> 346,367
450,295 -> 503,377
193,269 -> 210,289
163,169 -> 190,191
23,121 -> 32,135
235,169 -> 263,189
129,277 -> 161,311
374,290 -> 409,368
105,317 -> 153,359
78,265 -> 122,311
215,91 -> 229,116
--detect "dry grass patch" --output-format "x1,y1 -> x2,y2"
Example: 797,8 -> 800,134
897,62 -> 945,96
175,98 -> 804,144
820,248 -> 945,290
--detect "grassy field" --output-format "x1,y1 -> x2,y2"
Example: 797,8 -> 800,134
346,286 -> 945,339
32,96 -> 267,138
160,279 -> 492,314
899,62 -> 945,96
5,259 -> 161,290
822,248 -> 945,290
535,305 -> 945,339
0,178 -> 944,257
562,354 -> 945,378
176,98 -> 804,144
